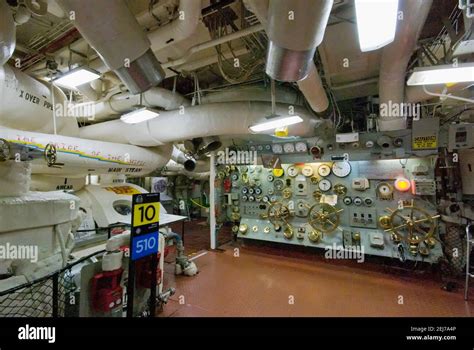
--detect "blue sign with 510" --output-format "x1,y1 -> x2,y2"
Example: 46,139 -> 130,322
131,231 -> 159,261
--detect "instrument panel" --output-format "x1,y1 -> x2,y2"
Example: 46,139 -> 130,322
225,159 -> 442,263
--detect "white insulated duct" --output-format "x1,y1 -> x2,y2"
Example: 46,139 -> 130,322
76,87 -> 190,122
56,0 -> 165,94
0,0 -> 15,65
148,0 -> 202,52
0,127 -> 172,177
265,0 -> 333,82
0,65 -> 78,136
244,0 -> 330,114
378,0 -> 433,131
78,102 -> 320,146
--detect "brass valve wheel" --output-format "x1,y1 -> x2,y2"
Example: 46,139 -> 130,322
44,143 -> 58,167
384,202 -> 440,244
261,201 -> 291,227
0,138 -> 11,162
308,203 -> 343,234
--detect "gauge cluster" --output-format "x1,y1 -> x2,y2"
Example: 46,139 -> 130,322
223,158 -> 441,263
249,142 -> 309,155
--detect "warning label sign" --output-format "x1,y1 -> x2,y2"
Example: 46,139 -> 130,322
413,136 -> 437,150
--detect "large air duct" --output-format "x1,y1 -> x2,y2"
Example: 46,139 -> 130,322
78,101 -> 321,146
378,0 -> 433,131
0,1 -> 15,65
57,0 -> 165,94
265,0 -> 333,82
244,0 -> 330,114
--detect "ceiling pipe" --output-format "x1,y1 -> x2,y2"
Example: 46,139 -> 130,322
378,0 -> 433,131
405,83 -> 473,103
265,0 -> 333,82
148,0 -> 202,52
0,0 -> 15,66
78,101 -> 321,146
171,145 -> 196,172
56,0 -> 165,94
72,87 -> 190,122
244,0 -> 330,114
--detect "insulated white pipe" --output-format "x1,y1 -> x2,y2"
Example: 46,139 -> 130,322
405,83 -> 473,103
378,0 -> 433,131
0,65 -> 79,136
171,146 -> 196,172
0,127 -> 172,177
74,87 -> 190,122
199,85 -> 300,105
148,0 -> 202,52
78,101 -> 320,146
0,1 -> 15,65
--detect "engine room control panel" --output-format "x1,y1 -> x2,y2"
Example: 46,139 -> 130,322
224,158 -> 442,263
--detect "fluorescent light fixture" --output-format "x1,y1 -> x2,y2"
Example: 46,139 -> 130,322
121,107 -> 160,124
355,0 -> 398,52
407,63 -> 474,86
54,67 -> 100,89
249,115 -> 303,133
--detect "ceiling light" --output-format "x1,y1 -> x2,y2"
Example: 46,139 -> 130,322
355,0 -> 398,52
53,67 -> 100,89
249,115 -> 303,133
407,63 -> 474,86
120,107 -> 160,124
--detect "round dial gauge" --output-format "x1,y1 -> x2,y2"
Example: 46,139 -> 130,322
283,143 -> 295,153
318,179 -> 332,192
332,161 -> 351,178
287,165 -> 299,177
302,165 -> 314,177
318,164 -> 331,177
271,143 -> 283,154
295,141 -> 308,153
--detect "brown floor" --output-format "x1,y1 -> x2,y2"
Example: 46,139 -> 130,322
161,219 -> 473,317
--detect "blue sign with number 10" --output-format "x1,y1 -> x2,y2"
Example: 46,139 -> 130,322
131,232 -> 159,261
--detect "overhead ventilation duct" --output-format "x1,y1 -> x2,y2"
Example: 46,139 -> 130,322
265,0 -> 333,82
244,0 -> 330,114
78,102 -> 321,146
378,0 -> 433,131
57,0 -> 165,94
0,1 -> 15,65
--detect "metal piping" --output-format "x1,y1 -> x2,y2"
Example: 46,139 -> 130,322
265,0 -> 333,82
378,0 -> 433,131
171,146 -> 196,172
0,1 -> 15,66
244,0 -> 330,114
56,0 -> 165,94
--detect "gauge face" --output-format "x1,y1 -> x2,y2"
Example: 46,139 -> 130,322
295,141 -> 308,153
302,165 -> 314,177
283,142 -> 295,153
287,165 -> 299,177
274,179 -> 285,191
318,164 -> 331,177
332,161 -> 351,178
318,179 -> 332,192
271,144 -> 283,154
378,184 -> 392,195
353,197 -> 362,206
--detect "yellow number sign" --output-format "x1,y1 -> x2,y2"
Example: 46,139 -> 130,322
133,202 -> 160,227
